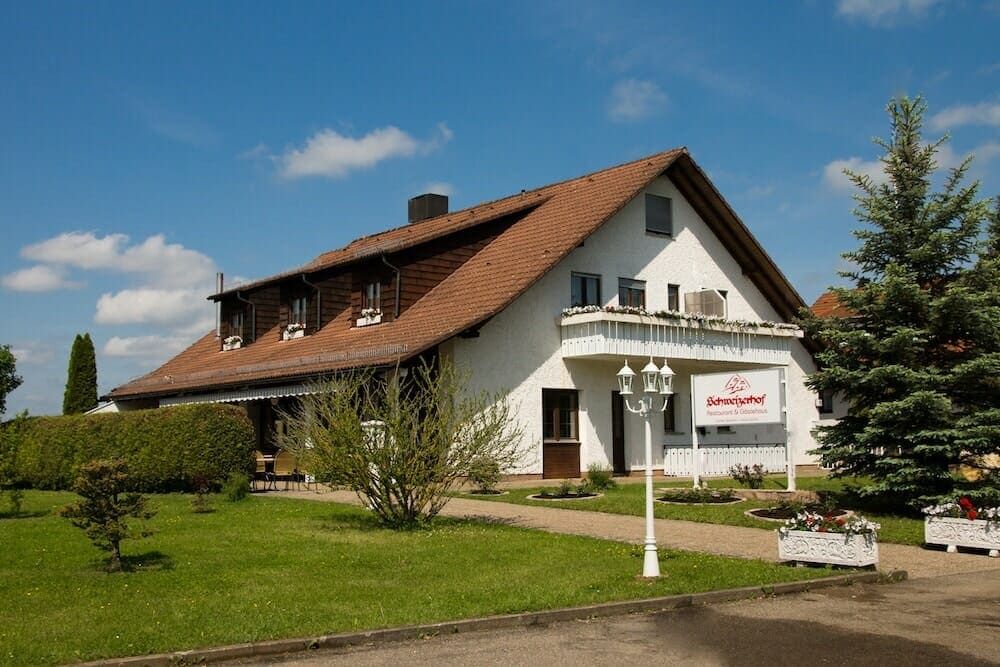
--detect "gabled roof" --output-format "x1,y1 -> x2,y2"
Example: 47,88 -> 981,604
811,291 -> 854,318
109,148 -> 806,400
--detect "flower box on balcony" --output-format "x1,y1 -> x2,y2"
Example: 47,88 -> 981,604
924,517 -> 1000,557
282,325 -> 305,341
356,309 -> 382,327
777,530 -> 878,567
222,338 -> 242,351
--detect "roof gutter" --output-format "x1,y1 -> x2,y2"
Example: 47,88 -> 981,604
381,254 -> 401,319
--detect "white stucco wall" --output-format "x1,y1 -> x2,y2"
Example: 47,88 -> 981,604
446,175 -> 821,476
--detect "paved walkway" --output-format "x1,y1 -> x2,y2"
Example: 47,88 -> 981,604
278,487 -> 1000,580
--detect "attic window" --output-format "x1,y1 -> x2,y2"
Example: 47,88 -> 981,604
290,296 -> 308,327
362,281 -> 381,313
645,194 -> 673,236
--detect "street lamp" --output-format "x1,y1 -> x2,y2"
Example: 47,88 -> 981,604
617,357 -> 674,577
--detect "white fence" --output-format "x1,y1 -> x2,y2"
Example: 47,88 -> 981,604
663,444 -> 787,478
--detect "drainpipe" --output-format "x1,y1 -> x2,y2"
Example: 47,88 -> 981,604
381,255 -> 401,319
235,291 -> 256,342
215,273 -> 223,339
301,274 -> 321,331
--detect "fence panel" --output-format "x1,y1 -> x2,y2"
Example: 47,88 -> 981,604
663,443 -> 787,477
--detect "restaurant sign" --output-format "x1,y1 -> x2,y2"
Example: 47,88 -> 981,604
691,368 -> 784,426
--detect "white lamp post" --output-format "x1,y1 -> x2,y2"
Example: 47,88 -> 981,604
617,357 -> 674,578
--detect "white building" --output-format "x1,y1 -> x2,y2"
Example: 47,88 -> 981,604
107,148 -> 824,479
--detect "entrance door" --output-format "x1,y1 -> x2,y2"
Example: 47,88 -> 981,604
612,391 -> 626,475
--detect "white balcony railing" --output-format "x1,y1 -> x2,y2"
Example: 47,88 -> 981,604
560,311 -> 802,366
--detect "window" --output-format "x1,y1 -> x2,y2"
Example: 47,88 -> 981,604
571,272 -> 601,307
663,396 -> 678,433
667,284 -> 680,312
618,278 -> 646,309
543,389 -> 578,441
684,289 -> 726,317
363,281 -> 381,312
717,426 -> 733,434
645,194 -> 673,236
229,310 -> 244,340
819,389 -> 834,415
290,295 -> 308,326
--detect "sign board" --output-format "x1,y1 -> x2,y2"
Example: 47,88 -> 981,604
691,368 -> 784,426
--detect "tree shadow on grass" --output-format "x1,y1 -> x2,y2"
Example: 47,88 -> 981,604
0,509 -> 51,519
121,551 -> 174,572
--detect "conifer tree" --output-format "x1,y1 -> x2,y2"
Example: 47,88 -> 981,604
63,333 -> 98,414
801,96 -> 998,507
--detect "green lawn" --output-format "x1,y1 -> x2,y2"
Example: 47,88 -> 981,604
467,476 -> 925,546
1,491 -> 833,666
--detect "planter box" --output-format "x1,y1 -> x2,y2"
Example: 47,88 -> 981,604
356,313 -> 382,327
924,517 -> 1000,557
222,340 -> 242,351
282,328 -> 305,341
778,530 -> 878,567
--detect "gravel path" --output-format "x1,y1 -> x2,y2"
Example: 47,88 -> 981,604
277,487 -> 1000,580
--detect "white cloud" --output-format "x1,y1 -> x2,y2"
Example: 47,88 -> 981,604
822,157 -> 888,193
607,79 -> 668,122
836,0 -> 942,25
929,102 -> 1000,131
104,335 -> 192,360
280,123 -> 453,179
9,344 -> 54,366
0,265 -> 82,292
95,288 -> 208,326
20,231 -> 214,288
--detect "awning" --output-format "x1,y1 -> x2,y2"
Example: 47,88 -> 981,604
159,383 -> 315,406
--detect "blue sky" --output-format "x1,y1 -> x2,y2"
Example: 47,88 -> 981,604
2,0 -> 998,416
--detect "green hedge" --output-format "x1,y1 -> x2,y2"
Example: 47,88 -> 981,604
5,404 -> 255,492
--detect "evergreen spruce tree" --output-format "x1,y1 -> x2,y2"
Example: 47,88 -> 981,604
63,333 -> 98,414
801,96 -> 998,508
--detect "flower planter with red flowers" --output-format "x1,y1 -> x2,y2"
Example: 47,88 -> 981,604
777,511 -> 880,567
923,497 -> 1000,557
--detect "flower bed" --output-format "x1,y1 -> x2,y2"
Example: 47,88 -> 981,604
923,497 -> 1000,557
777,512 -> 880,567
657,488 -> 741,505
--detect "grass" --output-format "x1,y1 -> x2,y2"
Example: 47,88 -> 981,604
0,491 -> 834,666
466,475 -> 925,546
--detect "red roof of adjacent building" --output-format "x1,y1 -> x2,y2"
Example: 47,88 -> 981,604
108,148 -> 806,400
810,291 -> 854,318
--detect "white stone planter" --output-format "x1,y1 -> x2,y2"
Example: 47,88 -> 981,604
777,530 -> 878,567
283,328 -> 305,341
222,340 -> 242,351
356,313 -> 382,327
924,517 -> 1000,557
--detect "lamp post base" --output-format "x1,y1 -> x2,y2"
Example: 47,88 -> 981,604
642,541 -> 660,577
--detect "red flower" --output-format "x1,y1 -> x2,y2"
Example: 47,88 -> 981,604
836,518 -> 845,526
968,510 -> 979,520
959,497 -> 974,510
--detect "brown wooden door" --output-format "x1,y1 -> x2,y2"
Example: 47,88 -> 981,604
612,391 -> 626,475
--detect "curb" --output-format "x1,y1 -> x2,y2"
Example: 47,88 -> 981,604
76,570 -> 905,666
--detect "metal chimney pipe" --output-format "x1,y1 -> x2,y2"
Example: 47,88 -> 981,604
215,272 -> 223,339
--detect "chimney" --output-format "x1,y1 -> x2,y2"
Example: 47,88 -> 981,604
408,193 -> 448,224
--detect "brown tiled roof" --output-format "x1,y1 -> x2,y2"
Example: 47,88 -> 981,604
109,148 -> 805,400
811,291 -> 854,318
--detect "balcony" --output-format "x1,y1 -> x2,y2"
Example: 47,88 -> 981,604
560,310 -> 802,366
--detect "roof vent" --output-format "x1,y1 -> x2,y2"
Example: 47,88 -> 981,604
408,193 -> 449,224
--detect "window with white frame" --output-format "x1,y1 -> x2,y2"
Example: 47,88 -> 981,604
290,295 -> 308,327
571,272 -> 601,307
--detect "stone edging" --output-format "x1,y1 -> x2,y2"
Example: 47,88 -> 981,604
76,571 -> 904,667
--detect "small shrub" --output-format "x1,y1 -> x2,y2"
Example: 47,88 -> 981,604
191,474 -> 213,514
660,487 -> 737,503
468,456 -> 502,494
223,472 -> 250,502
730,463 -> 766,489
60,459 -> 156,572
5,488 -> 24,515
585,463 -> 617,492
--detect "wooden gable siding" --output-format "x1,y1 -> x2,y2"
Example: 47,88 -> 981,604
253,285 -> 280,340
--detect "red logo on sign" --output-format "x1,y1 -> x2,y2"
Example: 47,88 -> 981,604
724,375 -> 750,394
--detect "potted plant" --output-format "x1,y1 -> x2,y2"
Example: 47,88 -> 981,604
357,308 -> 382,327
923,497 -> 1000,557
222,335 -> 242,351
283,322 -> 306,340
777,511 -> 880,567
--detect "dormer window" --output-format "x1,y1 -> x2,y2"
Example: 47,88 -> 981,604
290,295 -> 308,328
362,281 -> 381,313
229,310 -> 244,341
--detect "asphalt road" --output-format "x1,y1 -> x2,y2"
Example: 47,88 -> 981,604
237,569 -> 1000,666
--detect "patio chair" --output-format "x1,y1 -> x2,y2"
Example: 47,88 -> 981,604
253,450 -> 276,491
273,450 -> 301,490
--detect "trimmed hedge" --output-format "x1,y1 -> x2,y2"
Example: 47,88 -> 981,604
6,404 -> 255,492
